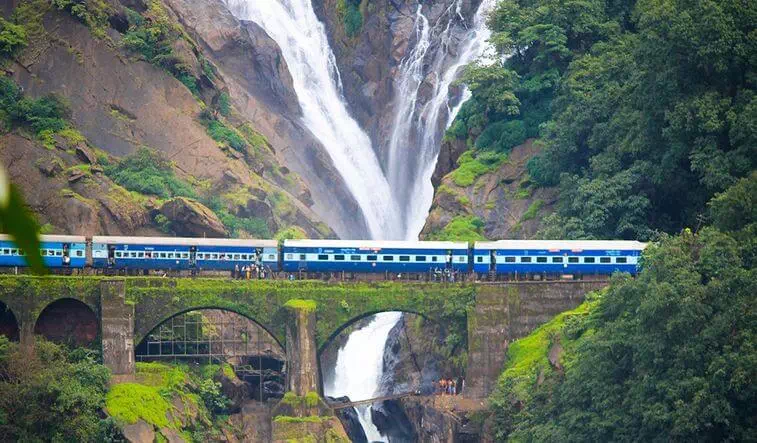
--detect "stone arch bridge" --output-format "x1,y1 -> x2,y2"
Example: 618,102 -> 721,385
0,276 -> 606,398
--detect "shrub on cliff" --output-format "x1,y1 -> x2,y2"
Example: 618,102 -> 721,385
103,147 -> 197,199
0,18 -> 27,58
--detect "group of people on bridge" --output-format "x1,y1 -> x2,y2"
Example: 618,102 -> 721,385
232,263 -> 268,280
436,377 -> 463,396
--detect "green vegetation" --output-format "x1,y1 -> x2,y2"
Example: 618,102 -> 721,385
200,194 -> 271,238
106,362 -> 231,438
275,226 -> 307,241
120,1 -> 200,95
103,147 -> 197,199
107,382 -> 174,428
200,113 -> 248,154
0,77 -> 70,136
521,199 -> 544,221
336,0 -> 363,38
426,215 -> 486,242
451,0 -> 756,240
284,299 -> 317,313
0,338 -> 121,441
448,150 -> 507,187
488,177 -> 757,440
274,415 -> 331,424
0,17 -> 27,58
280,391 -> 322,409
51,0 -> 112,38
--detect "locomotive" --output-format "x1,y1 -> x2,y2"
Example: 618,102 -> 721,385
0,234 -> 647,278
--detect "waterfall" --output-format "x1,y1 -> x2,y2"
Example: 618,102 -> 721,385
225,0 -> 400,240
387,0 -> 497,239
325,312 -> 403,442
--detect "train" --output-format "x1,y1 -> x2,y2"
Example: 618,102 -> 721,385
0,234 -> 647,279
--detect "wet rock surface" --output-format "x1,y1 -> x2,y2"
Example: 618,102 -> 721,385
328,396 -> 369,443
371,399 -> 416,442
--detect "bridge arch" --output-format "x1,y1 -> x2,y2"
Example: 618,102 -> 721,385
0,300 -> 19,341
34,298 -> 98,346
318,309 -> 435,357
137,305 -> 286,353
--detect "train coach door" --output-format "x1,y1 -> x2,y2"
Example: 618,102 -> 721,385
62,243 -> 71,266
490,250 -> 497,273
108,245 -> 116,267
189,246 -> 197,267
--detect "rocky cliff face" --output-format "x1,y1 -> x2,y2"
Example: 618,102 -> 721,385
0,0 -> 356,238
422,139 -> 558,240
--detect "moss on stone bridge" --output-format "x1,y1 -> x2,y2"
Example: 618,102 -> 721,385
0,276 -> 477,348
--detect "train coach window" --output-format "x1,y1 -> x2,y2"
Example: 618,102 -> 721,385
2,249 -> 7,255
416,256 -> 427,262
145,252 -> 152,258
536,257 -> 548,263
268,254 -> 275,260
505,257 -> 516,263
600,257 -> 611,263
334,255 -> 345,261
520,257 -> 532,263
568,257 -> 579,263
131,252 -> 138,258
399,256 -> 410,262
76,250 -> 83,257
318,254 -> 329,261
234,254 -> 241,260
285,254 -> 293,260
384,256 -> 394,261
367,255 -> 377,261
211,254 -> 218,260
351,255 -> 361,261
299,254 -> 306,261
476,256 -> 483,263
431,256 -> 438,262
616,257 -> 627,264
41,250 -> 48,256
552,257 -> 563,263
138,252 -> 144,258
160,253 -> 167,258
584,257 -> 596,263
115,251 -> 123,258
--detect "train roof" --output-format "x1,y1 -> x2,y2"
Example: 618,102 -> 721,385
474,240 -> 648,251
92,236 -> 277,247
283,239 -> 469,250
0,234 -> 87,243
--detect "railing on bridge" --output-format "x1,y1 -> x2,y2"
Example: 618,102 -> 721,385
326,392 -> 420,410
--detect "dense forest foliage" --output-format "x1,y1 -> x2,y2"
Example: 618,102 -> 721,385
452,0 -> 756,239
0,338 -> 123,441
488,173 -> 756,441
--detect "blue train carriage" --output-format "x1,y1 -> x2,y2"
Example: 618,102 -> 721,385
472,240 -> 647,276
92,236 -> 279,271
0,234 -> 86,268
281,239 -> 470,273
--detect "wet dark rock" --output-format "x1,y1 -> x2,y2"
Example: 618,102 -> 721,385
328,396 -> 368,443
371,399 -> 416,442
37,157 -> 62,176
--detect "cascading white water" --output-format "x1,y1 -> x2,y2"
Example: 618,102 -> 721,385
225,0 -> 400,240
325,312 -> 403,442
387,0 -> 497,239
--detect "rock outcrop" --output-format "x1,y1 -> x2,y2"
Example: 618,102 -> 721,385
1,133 -> 153,236
159,197 -> 228,238
422,140 -> 558,240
